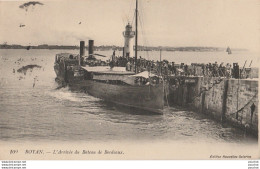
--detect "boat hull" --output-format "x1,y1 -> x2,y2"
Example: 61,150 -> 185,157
72,80 -> 164,114
54,62 -> 66,82
54,59 -> 165,114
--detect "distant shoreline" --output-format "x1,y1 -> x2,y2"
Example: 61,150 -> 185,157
0,44 -> 247,52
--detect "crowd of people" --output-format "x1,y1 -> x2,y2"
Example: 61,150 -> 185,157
85,53 -> 249,79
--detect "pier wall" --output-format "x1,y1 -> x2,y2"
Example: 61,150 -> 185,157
225,79 -> 258,134
168,76 -> 258,136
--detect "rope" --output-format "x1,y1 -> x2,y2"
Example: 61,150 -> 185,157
130,11 -> 135,26
236,77 -> 240,116
190,77 -> 224,102
127,0 -> 135,23
138,8 -> 150,61
188,77 -> 257,118
229,92 -> 257,116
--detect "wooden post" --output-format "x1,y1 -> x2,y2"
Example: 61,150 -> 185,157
222,79 -> 229,123
201,91 -> 206,113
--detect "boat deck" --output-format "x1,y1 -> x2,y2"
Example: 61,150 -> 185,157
81,66 -> 135,75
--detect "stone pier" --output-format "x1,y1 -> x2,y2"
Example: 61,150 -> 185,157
168,76 -> 258,136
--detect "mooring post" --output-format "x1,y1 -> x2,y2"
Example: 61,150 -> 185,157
201,91 -> 205,113
222,79 -> 229,123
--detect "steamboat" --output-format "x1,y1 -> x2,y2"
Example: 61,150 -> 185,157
54,0 -> 166,113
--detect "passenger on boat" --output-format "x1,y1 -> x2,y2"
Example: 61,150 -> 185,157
126,61 -> 131,71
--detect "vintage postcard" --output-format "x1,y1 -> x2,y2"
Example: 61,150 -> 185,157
0,0 -> 259,160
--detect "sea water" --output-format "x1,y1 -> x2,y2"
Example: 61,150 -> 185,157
0,49 -> 258,144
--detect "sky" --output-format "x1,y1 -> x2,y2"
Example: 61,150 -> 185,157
0,0 -> 259,51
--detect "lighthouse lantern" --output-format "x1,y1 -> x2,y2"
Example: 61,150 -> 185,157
123,23 -> 135,58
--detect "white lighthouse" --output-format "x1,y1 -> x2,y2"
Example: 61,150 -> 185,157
123,23 -> 135,58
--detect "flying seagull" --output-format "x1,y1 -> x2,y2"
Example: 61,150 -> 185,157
19,1 -> 44,11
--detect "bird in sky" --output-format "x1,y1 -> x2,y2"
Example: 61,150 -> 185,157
19,1 -> 44,12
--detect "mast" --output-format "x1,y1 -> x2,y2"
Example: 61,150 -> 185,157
160,48 -> 162,76
135,0 -> 138,73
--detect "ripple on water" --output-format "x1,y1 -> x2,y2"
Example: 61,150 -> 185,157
0,49 -> 258,144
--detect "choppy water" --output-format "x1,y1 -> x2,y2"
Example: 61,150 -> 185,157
0,49 -> 258,144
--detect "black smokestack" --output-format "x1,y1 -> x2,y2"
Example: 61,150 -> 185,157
88,40 -> 94,56
79,41 -> 85,66
80,41 -> 85,57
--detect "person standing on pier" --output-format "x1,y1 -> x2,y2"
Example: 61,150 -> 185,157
171,62 -> 176,76
208,63 -> 213,77
226,63 -> 231,78
213,62 -> 219,77
202,64 -> 205,76
184,64 -> 188,76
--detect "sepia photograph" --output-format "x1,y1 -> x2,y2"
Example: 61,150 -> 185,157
0,0 -> 259,160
